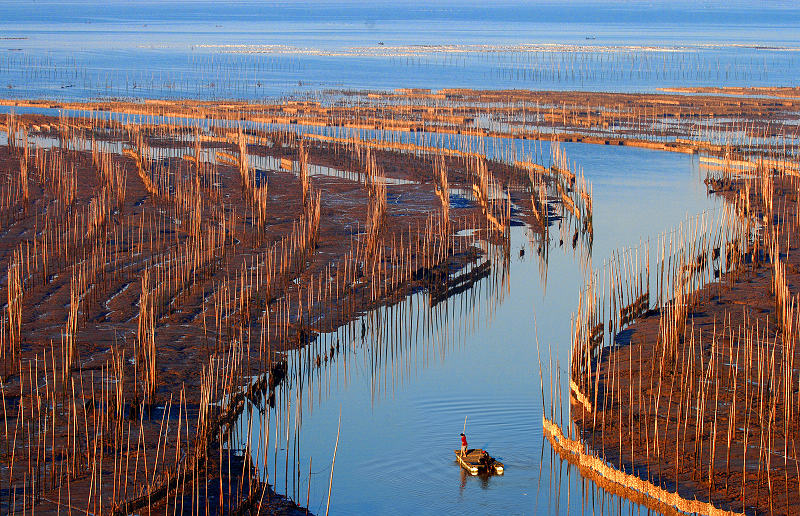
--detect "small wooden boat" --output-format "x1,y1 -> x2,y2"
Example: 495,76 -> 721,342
454,449 -> 504,475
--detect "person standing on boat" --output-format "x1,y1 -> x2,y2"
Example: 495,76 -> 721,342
460,433 -> 468,456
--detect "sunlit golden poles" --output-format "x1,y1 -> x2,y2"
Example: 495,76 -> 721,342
137,269 -> 157,406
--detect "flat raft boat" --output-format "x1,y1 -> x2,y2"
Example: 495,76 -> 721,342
454,449 -> 504,475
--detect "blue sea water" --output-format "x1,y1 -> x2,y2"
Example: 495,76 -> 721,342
0,1 -> 798,100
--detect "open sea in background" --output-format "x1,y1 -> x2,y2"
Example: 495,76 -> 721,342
0,1 -> 799,100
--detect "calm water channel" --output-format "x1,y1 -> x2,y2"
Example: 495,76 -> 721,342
238,140 -> 721,515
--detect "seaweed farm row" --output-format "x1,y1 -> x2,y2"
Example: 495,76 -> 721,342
4,87 -> 799,166
552,122 -> 800,514
0,104 -> 593,514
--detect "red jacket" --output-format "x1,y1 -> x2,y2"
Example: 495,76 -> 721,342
461,435 -> 468,447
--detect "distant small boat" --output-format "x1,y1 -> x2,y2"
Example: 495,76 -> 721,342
454,449 -> 504,475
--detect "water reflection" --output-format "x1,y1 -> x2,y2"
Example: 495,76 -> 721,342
231,141 -> 716,514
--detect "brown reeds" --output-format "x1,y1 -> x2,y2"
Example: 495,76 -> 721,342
5,255 -> 22,368
364,149 -> 387,261
434,154 -> 450,235
137,269 -> 157,405
63,269 -> 81,382
299,139 -> 309,206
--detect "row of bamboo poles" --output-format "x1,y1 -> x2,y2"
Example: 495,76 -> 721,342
9,87 -> 799,184
1,44 -> 793,101
545,127 -> 800,514
0,103 -> 583,513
